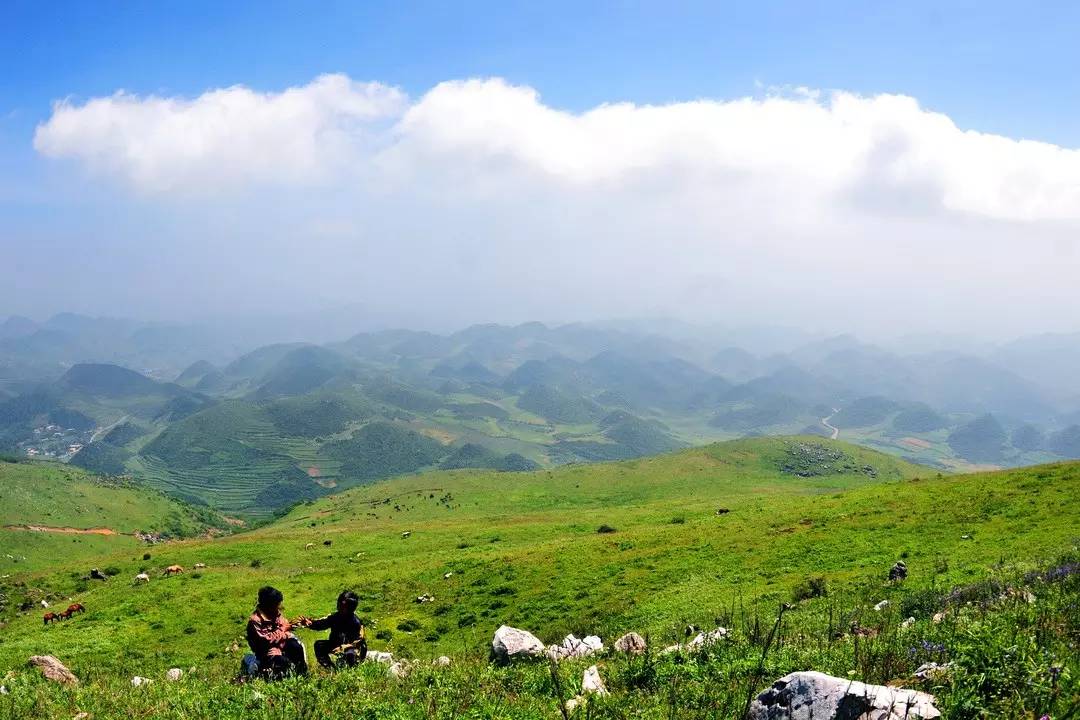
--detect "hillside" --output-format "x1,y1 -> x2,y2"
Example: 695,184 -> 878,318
0,460 -> 227,576
1,438 -> 1075,675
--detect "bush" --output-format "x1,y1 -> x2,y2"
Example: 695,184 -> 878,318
250,559 -> 262,568
597,524 -> 617,534
103,566 -> 122,577
142,553 -> 151,561
375,629 -> 393,641
792,575 -> 828,600
670,516 -> 686,524
397,619 -> 422,632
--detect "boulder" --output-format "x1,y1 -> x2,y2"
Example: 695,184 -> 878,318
688,627 -> 729,648
873,600 -> 889,611
73,713 -> 89,720
614,632 -> 647,655
889,561 -> 908,582
914,662 -> 953,681
165,668 -> 183,681
388,661 -> 412,679
0,685 -> 7,695
40,600 -> 49,609
28,655 -> 78,685
434,656 -> 451,667
366,651 -> 394,664
547,633 -> 603,660
748,671 -> 941,720
130,676 -> 152,687
931,612 -> 946,624
582,665 -> 609,696
491,625 -> 545,662
900,617 -> 915,629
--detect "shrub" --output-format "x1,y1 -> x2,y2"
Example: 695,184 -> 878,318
375,629 -> 393,641
249,559 -> 262,568
792,575 -> 828,600
142,553 -> 151,560
103,566 -> 122,577
670,516 -> 686,524
597,524 -> 617,534
397,619 -> 422,632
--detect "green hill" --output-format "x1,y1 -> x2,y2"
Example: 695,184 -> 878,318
0,460 -> 225,575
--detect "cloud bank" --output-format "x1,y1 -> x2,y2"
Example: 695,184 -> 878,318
26,75 -> 1080,336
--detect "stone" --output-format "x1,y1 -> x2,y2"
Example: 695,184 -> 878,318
40,600 -> 50,608
748,671 -> 941,720
491,625 -> 545,662
614,632 -> 647,655
873,600 -> 889,611
73,713 -> 89,720
443,572 -> 453,579
931,612 -> 946,624
889,561 -> 908,582
366,651 -> 394,664
165,668 -> 183,681
401,531 -> 411,538
0,685 -> 7,695
388,661 -> 411,679
581,665 -> 608,696
914,662 -> 953,681
900,617 -> 916,629
688,627 -> 729,648
547,633 -> 604,660
415,594 -> 435,604
660,644 -> 681,655
565,696 -> 584,713
28,656 -> 78,685
131,676 -> 152,687
434,656 -> 451,667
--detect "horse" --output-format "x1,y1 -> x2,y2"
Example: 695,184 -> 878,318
163,565 -> 184,576
58,609 -> 73,621
43,612 -> 59,625
66,603 -> 85,615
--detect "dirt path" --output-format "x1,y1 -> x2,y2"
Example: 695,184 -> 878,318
4,524 -> 120,535
821,408 -> 840,440
88,415 -> 130,445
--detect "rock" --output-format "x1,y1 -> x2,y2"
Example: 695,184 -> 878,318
491,625 -> 545,662
28,655 -> 78,685
366,651 -> 394,664
134,573 -> 150,584
415,594 -> 435,604
73,713 -> 89,720
614,632 -> 647,655
900,617 -> 916,628
130,676 -> 152,687
565,696 -> 584,713
434,656 -> 451,667
194,563 -> 206,569
932,612 -> 946,624
874,600 -> 889,611
889,561 -> 908,581
165,668 -> 183,681
401,531 -> 411,538
660,644 -> 681,655
40,600 -> 50,609
748,671 -> 940,720
89,568 -> 107,581
547,633 -> 604,660
581,665 -> 608,696
443,572 -> 453,579
914,662 -> 953,681
388,661 -> 411,679
0,685 -> 7,695
688,627 -> 729,648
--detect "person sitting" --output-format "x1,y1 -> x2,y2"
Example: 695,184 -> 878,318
296,590 -> 366,669
242,586 -> 309,680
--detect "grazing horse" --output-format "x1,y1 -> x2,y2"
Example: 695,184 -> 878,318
163,565 -> 184,576
66,603 -> 85,615
43,612 -> 59,625
58,609 -> 73,621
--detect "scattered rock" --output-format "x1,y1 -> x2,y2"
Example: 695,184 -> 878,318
443,572 -> 453,579
659,644 -> 681,655
434,656 -> 451,667
874,600 -> 890,611
130,676 -> 152,687
165,668 -> 183,681
889,561 -> 908,582
28,655 -> 78,685
688,627 -> 729,648
388,661 -> 412,679
960,534 -> 972,540
901,617 -> 916,629
581,665 -> 608,696
932,612 -> 946,624
73,713 -> 89,720
491,625 -> 545,662
401,531 -> 411,539
194,563 -> 207,569
565,696 -> 584,713
366,651 -> 394,664
134,573 -> 150,584
914,662 -> 953,681
547,633 -> 604,660
614,632 -> 647,655
89,569 -> 107,581
748,671 -> 941,720
40,600 -> 50,609
0,685 -> 7,695
415,594 -> 435,604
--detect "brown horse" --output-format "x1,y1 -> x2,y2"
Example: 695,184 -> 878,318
58,609 -> 73,620
65,603 -> 85,615
43,612 -> 59,624
163,565 -> 184,576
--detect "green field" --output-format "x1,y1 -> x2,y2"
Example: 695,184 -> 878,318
0,436 -> 1075,716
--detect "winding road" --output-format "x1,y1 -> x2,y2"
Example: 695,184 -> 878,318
821,408 -> 840,440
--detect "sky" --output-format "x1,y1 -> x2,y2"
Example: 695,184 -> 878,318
3,1 -> 1080,339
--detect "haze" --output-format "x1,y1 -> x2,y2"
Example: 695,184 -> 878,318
3,3 -> 1079,341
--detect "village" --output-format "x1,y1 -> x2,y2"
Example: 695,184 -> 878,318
19,424 -> 94,461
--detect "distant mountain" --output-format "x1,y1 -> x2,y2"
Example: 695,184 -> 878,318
59,363 -> 169,397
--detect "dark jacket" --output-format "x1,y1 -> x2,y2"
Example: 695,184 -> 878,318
308,611 -> 362,649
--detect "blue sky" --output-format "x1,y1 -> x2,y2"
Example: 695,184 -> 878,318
2,2 -> 1079,336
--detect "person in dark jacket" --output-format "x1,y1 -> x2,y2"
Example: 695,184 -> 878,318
242,586 -> 308,679
296,590 -> 366,669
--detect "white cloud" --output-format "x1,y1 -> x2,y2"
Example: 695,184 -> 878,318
24,75 -> 1080,336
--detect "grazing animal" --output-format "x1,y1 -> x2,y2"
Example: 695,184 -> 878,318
58,609 -> 73,621
43,612 -> 59,625
135,573 -> 150,584
40,600 -> 50,609
305,543 -> 315,550
89,568 -> 107,581
193,563 -> 206,569
66,603 -> 85,615
322,540 -> 332,546
163,565 -> 184,576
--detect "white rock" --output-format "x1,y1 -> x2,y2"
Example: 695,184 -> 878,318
688,627 -> 729,648
165,668 -> 183,681
388,661 -> 411,679
0,685 -> 7,695
614,632 -> 647,655
366,651 -> 394,664
491,625 -> 545,662
748,671 -> 940,720
401,531 -> 411,538
565,695 -> 583,713
660,644 -> 682,655
547,633 -> 604,660
581,665 -> 609,696
443,572 -> 453,579
194,563 -> 206,569
40,600 -> 49,609
932,611 -> 946,624
914,662 -> 953,681
28,655 -> 78,685
131,676 -> 152,687
874,600 -> 890,611
901,617 -> 916,629
134,573 -> 150,584
434,656 -> 451,667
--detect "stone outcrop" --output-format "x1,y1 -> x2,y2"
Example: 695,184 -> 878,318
547,633 -> 603,660
491,625 -> 545,662
28,655 -> 78,685
581,665 -> 608,696
614,632 -> 647,655
748,671 -> 940,720
165,668 -> 183,681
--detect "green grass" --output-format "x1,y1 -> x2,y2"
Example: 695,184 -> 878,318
0,438 -> 1076,718
0,461 -> 225,574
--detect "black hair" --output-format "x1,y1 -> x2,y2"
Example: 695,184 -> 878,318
337,590 -> 359,613
257,586 -> 284,611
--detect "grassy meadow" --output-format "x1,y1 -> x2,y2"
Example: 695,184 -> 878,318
0,437 -> 1076,718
